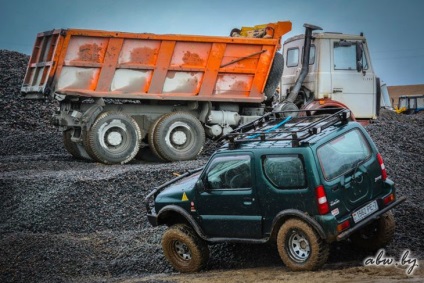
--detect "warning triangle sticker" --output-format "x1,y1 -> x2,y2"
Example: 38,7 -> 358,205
182,192 -> 189,201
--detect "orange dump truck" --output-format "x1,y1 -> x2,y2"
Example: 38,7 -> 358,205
21,21 -> 293,164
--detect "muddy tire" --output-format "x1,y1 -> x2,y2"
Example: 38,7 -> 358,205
277,219 -> 329,271
153,112 -> 205,162
63,129 -> 91,160
350,211 -> 395,251
85,112 -> 141,164
264,52 -> 284,101
162,224 -> 209,273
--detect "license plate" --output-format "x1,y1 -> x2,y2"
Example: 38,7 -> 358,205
352,200 -> 378,223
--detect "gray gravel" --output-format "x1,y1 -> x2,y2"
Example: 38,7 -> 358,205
0,49 -> 423,282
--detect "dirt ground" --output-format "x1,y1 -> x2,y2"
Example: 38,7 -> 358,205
122,262 -> 424,283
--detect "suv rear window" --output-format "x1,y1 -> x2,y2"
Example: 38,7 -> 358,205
317,129 -> 371,180
263,155 -> 306,188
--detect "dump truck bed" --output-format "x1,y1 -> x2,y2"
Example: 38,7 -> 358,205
21,22 -> 291,103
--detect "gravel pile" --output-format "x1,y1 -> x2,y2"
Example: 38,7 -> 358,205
0,49 -> 423,282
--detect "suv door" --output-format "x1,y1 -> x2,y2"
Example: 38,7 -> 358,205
331,40 -> 376,118
195,154 -> 262,239
258,153 -> 311,233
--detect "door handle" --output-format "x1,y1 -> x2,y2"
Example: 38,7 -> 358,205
333,88 -> 343,93
243,197 -> 254,206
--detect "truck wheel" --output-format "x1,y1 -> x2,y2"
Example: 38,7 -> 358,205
264,52 -> 284,101
153,112 -> 205,161
162,224 -> 209,273
350,211 -> 395,251
147,116 -> 167,162
86,112 -> 141,164
63,129 -> 91,160
277,219 -> 329,271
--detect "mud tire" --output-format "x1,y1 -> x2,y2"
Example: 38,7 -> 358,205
350,211 -> 395,251
153,112 -> 205,162
277,219 -> 329,271
162,224 -> 209,273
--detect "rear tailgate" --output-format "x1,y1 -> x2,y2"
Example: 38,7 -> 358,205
21,29 -> 65,98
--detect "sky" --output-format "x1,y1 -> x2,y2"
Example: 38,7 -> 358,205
1,0 -> 423,86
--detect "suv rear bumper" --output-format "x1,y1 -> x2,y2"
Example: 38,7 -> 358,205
336,196 -> 406,241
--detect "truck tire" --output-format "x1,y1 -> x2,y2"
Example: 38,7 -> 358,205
153,112 -> 205,162
63,129 -> 91,160
162,224 -> 209,273
264,52 -> 284,101
85,112 -> 141,164
277,219 -> 329,271
350,211 -> 395,251
147,116 -> 167,162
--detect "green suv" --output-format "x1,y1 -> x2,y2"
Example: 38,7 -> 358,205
145,109 -> 405,272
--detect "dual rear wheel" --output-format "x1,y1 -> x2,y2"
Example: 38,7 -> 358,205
63,111 -> 205,164
148,112 -> 205,162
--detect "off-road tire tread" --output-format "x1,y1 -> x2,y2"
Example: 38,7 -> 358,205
162,224 -> 209,273
277,219 -> 329,271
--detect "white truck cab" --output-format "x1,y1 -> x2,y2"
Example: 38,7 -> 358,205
280,29 -> 380,120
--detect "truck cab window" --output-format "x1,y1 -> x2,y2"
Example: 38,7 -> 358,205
206,155 -> 252,189
287,48 -> 299,67
334,42 -> 368,70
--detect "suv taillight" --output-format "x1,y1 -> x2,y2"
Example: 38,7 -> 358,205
315,185 -> 329,215
376,153 -> 387,181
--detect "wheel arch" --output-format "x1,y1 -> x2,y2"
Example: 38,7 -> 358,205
157,205 -> 208,240
301,99 -> 357,120
270,209 -> 327,242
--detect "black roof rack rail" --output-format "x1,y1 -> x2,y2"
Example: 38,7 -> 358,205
223,108 -> 351,149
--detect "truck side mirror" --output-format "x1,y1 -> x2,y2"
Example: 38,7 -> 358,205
356,42 -> 363,72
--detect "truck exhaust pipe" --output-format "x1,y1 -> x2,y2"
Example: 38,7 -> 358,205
274,24 -> 322,115
286,23 -> 322,103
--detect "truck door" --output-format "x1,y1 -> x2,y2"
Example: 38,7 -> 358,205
331,40 -> 376,119
196,154 -> 262,239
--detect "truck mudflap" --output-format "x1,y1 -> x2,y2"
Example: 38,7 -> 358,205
336,196 -> 406,241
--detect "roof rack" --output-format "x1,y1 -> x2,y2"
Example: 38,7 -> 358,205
223,108 -> 351,149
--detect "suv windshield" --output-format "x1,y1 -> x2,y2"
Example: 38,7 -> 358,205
317,129 -> 371,180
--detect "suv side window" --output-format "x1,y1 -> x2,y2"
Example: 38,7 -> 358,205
262,155 -> 306,188
317,128 -> 371,180
206,155 -> 251,190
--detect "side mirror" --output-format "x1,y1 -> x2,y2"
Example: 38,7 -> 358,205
196,178 -> 210,192
356,42 -> 363,72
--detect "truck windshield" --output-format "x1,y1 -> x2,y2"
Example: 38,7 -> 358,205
317,129 -> 371,180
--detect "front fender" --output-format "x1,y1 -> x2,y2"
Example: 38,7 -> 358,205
156,205 -> 208,240
270,209 -> 326,240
